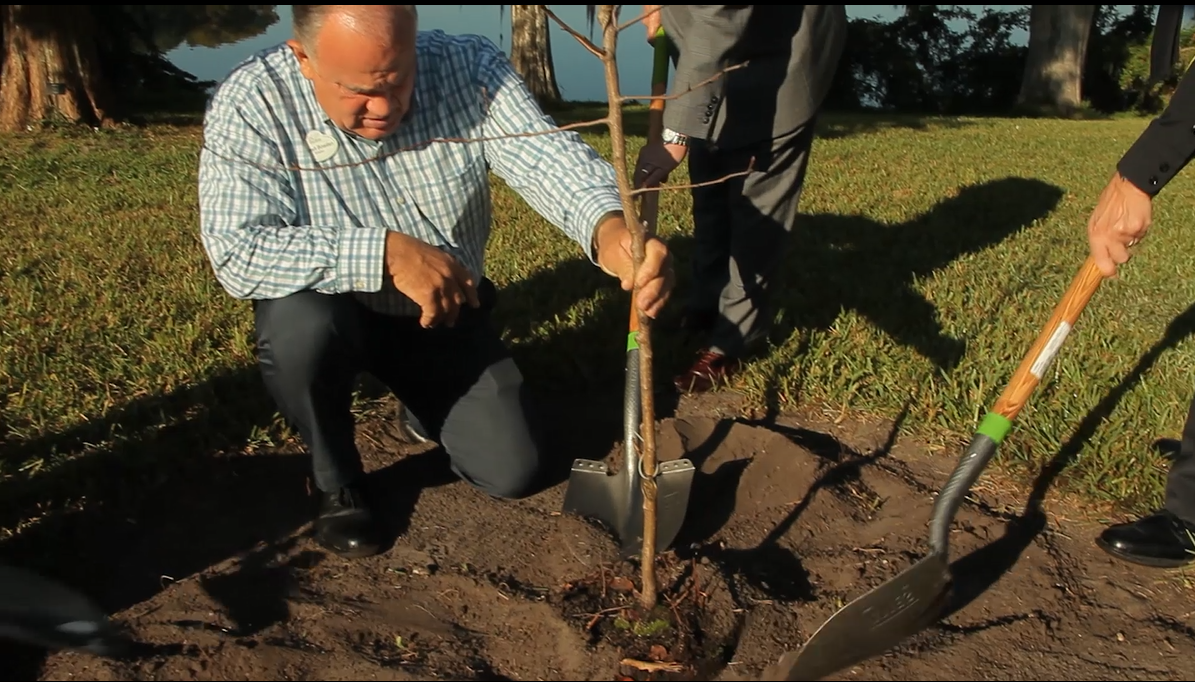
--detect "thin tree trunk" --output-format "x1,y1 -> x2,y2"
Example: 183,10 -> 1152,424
1016,5 -> 1097,116
0,5 -> 117,132
508,5 -> 562,107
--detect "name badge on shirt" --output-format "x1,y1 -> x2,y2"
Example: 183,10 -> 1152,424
306,129 -> 339,163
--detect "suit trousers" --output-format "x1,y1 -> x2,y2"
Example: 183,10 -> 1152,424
250,279 -> 542,500
1166,391 -> 1195,524
685,118 -> 817,357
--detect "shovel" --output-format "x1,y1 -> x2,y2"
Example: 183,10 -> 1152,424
764,255 -> 1106,681
0,562 -> 128,657
563,303 -> 697,558
561,27 -> 696,559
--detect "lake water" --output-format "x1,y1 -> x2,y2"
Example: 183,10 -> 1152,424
165,5 -> 1046,103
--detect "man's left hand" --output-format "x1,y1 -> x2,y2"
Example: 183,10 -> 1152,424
595,215 -> 674,318
633,140 -> 687,189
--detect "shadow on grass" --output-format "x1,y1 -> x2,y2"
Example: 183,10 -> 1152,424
938,301 -> 1195,622
498,175 -> 1065,410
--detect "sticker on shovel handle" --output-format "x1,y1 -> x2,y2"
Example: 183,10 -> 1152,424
1029,321 -> 1071,379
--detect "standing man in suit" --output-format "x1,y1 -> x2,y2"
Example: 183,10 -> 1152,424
634,5 -> 848,393
1085,11 -> 1195,569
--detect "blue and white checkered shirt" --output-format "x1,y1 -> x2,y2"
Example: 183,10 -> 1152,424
197,30 -> 624,317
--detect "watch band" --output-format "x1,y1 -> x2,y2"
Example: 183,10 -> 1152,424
662,127 -> 688,146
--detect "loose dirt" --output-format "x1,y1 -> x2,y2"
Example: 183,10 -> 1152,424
6,389 -> 1194,681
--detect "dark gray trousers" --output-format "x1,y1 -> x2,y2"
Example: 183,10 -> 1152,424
251,279 -> 541,499
685,119 -> 817,357
1166,393 -> 1195,524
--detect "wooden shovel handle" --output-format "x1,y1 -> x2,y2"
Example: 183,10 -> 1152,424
991,255 -> 1105,422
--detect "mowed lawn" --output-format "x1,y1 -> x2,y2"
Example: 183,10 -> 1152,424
2,103 -> 1195,538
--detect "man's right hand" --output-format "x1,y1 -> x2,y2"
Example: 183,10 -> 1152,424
1086,171 -> 1153,278
384,232 -> 480,328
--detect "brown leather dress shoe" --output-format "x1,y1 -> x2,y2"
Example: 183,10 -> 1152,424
673,348 -> 742,394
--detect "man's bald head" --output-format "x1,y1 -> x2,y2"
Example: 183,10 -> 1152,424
287,5 -> 420,140
293,5 -> 418,57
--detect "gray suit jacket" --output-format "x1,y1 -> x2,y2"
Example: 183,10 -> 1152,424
660,5 -> 847,150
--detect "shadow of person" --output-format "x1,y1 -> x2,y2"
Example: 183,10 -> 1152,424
662,402 -> 910,682
668,417 -> 746,549
0,448 -> 314,680
659,176 -> 1065,385
937,301 -> 1195,621
0,357 -> 472,680
196,542 -> 326,637
680,401 -> 910,601
730,402 -> 907,593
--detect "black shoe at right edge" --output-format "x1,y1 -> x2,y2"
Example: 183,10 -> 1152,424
1095,509 -> 1195,568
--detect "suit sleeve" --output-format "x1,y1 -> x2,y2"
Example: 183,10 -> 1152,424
1117,66 -> 1195,197
663,5 -> 752,139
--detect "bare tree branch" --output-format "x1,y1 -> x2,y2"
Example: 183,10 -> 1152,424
198,11 -> 747,178
620,62 -> 748,102
541,5 -> 604,58
629,159 -> 756,197
200,116 -> 611,173
616,5 -> 661,32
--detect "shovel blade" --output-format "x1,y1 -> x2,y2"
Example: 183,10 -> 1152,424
0,563 -> 127,657
562,458 -> 697,559
616,458 -> 697,559
764,554 -> 951,681
562,458 -> 627,535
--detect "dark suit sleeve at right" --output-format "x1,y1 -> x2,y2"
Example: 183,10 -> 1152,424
663,6 -> 752,139
1117,67 -> 1195,197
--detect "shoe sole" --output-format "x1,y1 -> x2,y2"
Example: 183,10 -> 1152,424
1094,537 -> 1195,569
313,537 -> 383,560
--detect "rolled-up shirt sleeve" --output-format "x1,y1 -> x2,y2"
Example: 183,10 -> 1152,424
471,37 -> 624,263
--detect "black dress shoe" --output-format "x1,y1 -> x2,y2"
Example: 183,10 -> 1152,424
313,486 -> 383,559
1095,509 -> 1195,568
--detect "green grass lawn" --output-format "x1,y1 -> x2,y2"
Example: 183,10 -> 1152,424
2,103 -> 1194,537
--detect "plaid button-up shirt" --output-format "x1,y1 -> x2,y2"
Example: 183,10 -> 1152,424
197,30 -> 624,317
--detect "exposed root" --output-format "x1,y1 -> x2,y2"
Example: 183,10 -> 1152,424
553,553 -> 729,681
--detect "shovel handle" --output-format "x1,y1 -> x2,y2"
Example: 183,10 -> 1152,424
928,255 -> 1105,554
986,255 -> 1105,431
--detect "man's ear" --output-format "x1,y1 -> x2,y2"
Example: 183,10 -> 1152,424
286,39 -> 316,80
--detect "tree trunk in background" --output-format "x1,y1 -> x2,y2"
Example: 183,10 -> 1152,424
1016,4 -> 1097,116
508,5 -> 562,107
0,5 -> 118,132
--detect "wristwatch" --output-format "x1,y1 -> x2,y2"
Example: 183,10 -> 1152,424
661,127 -> 689,147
